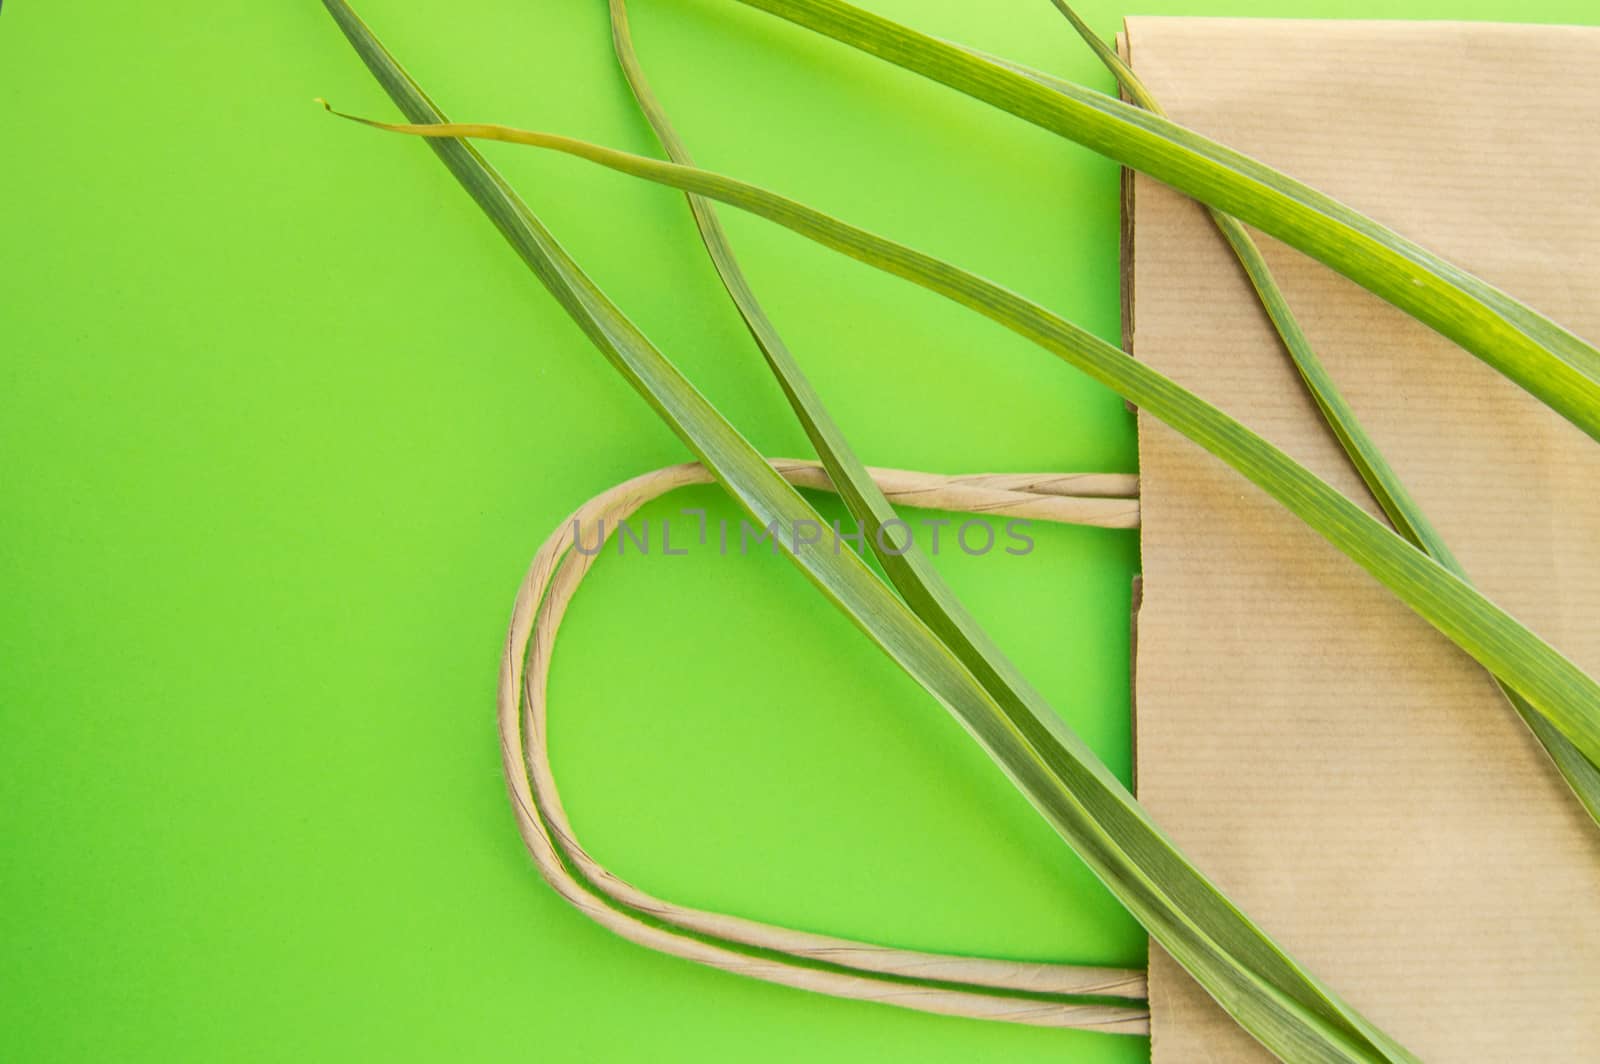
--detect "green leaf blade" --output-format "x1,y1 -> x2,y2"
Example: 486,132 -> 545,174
333,112 -> 1600,778
731,0 -> 1600,444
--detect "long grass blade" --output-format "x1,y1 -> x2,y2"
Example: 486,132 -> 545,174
1045,2 -> 1600,827
606,0 -> 1137,848
317,107 -> 1600,779
725,0 -> 1600,448
320,3 -> 1419,1058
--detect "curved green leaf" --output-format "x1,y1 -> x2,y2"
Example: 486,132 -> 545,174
606,0 -> 1137,840
729,0 -> 1600,446
317,108 -> 1600,778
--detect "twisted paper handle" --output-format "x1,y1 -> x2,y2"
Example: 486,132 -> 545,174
499,460 -> 1147,1033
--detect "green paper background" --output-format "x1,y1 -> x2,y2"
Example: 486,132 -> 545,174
2,1 -> 1594,1060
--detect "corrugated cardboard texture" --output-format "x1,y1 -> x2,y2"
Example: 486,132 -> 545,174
1124,17 -> 1600,1061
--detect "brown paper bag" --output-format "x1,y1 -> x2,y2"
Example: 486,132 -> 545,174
1123,17 -> 1600,1061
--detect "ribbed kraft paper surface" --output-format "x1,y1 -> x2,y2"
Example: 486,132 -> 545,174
1124,17 -> 1600,1061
